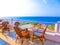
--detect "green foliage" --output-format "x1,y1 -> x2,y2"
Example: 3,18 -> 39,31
49,24 -> 55,30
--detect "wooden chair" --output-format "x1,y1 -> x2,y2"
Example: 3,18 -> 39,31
14,26 -> 30,44
2,21 -> 10,35
32,26 -> 48,45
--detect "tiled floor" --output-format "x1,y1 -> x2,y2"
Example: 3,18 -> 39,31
18,39 -> 60,45
9,31 -> 60,45
0,31 -> 60,45
0,36 -> 60,45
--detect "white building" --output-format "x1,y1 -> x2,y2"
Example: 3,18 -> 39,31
55,21 -> 60,33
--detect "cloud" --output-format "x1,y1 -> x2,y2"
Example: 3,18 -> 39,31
0,0 -> 36,17
0,0 -> 60,17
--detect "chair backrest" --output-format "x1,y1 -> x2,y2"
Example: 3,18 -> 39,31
21,28 -> 29,37
14,26 -> 22,37
42,26 -> 48,36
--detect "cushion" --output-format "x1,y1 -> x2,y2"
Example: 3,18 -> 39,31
37,30 -> 44,33
34,32 -> 42,36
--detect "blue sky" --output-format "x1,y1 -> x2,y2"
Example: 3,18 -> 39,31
0,0 -> 60,17
29,0 -> 60,16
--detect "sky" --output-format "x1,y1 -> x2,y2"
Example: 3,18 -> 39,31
0,0 -> 60,17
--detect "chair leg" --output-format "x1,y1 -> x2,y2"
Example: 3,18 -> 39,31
40,39 -> 44,45
21,38 -> 24,45
42,41 -> 44,45
32,36 -> 34,42
32,34 -> 34,42
40,37 -> 45,45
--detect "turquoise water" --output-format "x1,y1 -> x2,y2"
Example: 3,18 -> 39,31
9,31 -> 16,39
0,39 -> 9,45
0,32 -> 16,45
